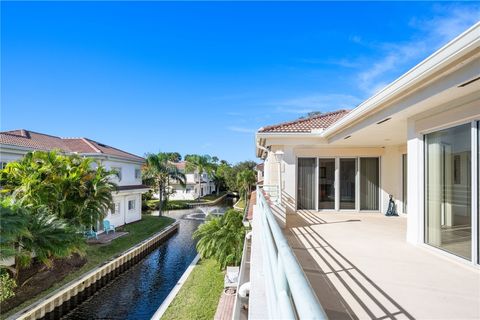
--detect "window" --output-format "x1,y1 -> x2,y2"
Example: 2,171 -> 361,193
113,202 -> 120,215
135,168 -> 141,179
360,158 -> 379,211
297,158 -> 316,210
112,167 -> 122,181
402,154 -> 408,214
425,123 -> 471,259
128,200 -> 136,211
340,159 -> 357,210
318,159 -> 335,210
0,162 -> 7,169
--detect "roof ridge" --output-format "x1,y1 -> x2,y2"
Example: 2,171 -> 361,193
0,129 -> 62,139
81,138 -> 102,153
259,109 -> 349,132
84,138 -> 143,160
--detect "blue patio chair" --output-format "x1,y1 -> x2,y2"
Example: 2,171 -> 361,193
84,228 -> 98,240
103,220 -> 116,234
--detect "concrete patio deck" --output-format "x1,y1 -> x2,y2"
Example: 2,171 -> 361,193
285,211 -> 480,320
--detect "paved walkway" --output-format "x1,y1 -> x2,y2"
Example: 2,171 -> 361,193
285,211 -> 480,320
214,289 -> 236,320
87,231 -> 128,244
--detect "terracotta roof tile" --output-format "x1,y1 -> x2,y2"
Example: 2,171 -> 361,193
173,161 -> 186,170
0,129 -> 144,162
258,109 -> 349,133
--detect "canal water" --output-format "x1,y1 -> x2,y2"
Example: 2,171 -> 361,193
62,198 -> 233,320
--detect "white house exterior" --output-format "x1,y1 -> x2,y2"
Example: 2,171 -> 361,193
243,22 -> 480,319
0,129 -> 149,230
167,161 -> 216,200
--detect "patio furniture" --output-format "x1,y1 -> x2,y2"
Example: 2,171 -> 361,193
103,220 -> 116,234
224,266 -> 239,290
84,229 -> 98,240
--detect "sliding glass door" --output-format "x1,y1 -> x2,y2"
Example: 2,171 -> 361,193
402,154 -> 408,214
425,123 -> 471,259
340,159 -> 357,210
297,158 -> 316,210
319,159 -> 335,209
360,158 -> 379,211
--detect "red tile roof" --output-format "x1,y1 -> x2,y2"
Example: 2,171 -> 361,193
0,129 -> 144,162
172,161 -> 186,170
258,109 -> 349,133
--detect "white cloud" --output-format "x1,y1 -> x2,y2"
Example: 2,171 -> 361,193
227,126 -> 256,134
356,5 -> 479,95
274,93 -> 362,114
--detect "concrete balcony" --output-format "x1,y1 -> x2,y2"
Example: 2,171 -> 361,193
285,211 -> 480,320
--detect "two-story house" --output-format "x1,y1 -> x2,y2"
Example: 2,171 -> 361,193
0,129 -> 149,230
167,161 -> 215,200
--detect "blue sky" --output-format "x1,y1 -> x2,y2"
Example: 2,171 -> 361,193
2,2 -> 479,163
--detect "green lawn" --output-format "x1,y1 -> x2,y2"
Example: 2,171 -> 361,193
162,259 -> 224,320
2,215 -> 174,319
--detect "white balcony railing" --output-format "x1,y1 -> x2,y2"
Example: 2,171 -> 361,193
256,187 -> 327,319
262,184 -> 280,203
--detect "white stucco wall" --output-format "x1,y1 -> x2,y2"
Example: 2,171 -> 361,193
103,159 -> 142,186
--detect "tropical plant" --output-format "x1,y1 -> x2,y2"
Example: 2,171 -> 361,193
0,270 -> 16,302
0,200 -> 85,281
193,209 -> 246,269
185,154 -> 215,201
236,169 -> 256,200
0,150 -> 117,227
142,152 -> 186,216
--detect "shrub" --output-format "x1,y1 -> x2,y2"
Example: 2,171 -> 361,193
0,271 -> 17,302
193,209 -> 246,269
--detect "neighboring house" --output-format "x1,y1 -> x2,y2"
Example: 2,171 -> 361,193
238,23 -> 480,319
0,129 -> 149,230
167,161 -> 215,200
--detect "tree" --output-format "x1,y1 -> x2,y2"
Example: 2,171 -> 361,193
193,209 -> 245,269
0,150 -> 117,227
236,169 -> 256,200
0,200 -> 85,281
185,154 -> 215,200
165,152 -> 182,162
142,153 -> 186,216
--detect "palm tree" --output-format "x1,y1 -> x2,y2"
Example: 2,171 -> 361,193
236,169 -> 256,200
0,200 -> 85,281
142,153 -> 186,216
185,155 -> 215,201
1,150 -> 117,228
193,209 -> 245,269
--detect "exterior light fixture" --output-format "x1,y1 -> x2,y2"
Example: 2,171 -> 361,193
344,135 -> 351,140
274,150 -> 284,163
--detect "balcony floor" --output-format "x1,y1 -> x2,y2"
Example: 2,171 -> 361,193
285,211 -> 480,320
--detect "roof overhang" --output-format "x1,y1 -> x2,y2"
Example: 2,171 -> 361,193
321,22 -> 480,140
255,22 -> 480,156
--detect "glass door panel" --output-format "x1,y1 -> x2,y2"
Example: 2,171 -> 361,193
425,123 -> 471,259
319,159 -> 335,209
297,158 -> 316,210
360,158 -> 379,211
340,159 -> 357,210
402,154 -> 408,214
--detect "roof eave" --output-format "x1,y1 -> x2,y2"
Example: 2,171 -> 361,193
320,22 -> 480,139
